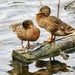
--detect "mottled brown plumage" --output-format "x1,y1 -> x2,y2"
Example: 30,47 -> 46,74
36,6 -> 75,42
9,20 -> 40,50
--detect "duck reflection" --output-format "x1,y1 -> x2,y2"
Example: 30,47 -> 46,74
8,60 -> 70,75
8,61 -> 32,75
35,60 -> 70,73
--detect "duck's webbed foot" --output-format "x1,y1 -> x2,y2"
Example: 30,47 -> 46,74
45,35 -> 56,43
20,47 -> 28,53
26,44 -> 33,49
22,47 -> 27,51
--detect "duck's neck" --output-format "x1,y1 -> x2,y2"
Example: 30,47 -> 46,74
36,13 -> 46,21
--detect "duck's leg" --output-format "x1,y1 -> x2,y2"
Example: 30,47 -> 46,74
53,35 -> 56,41
53,57 -> 55,60
21,40 -> 26,50
27,41 -> 33,49
46,35 -> 56,43
27,41 -> 30,49
50,57 -> 55,61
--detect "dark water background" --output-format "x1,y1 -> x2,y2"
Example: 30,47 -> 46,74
0,0 -> 75,75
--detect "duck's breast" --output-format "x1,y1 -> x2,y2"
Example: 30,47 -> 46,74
25,27 -> 40,41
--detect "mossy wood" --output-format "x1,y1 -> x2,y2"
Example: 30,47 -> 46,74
12,34 -> 75,64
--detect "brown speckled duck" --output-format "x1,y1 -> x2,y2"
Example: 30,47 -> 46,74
9,20 -> 40,50
36,6 -> 75,42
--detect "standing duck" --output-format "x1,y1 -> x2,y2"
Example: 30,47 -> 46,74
9,20 -> 40,50
36,6 -> 75,42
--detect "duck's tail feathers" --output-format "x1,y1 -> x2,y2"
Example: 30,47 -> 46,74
66,29 -> 75,35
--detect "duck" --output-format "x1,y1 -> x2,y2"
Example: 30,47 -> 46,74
9,20 -> 40,50
36,6 -> 75,42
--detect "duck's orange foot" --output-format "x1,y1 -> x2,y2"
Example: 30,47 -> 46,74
44,35 -> 56,43
44,38 -> 53,43
21,47 -> 28,52
26,44 -> 34,49
45,35 -> 56,43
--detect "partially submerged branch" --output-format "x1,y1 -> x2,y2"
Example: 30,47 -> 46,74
12,34 -> 75,64
64,0 -> 75,10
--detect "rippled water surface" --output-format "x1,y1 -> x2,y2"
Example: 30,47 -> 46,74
0,0 -> 75,75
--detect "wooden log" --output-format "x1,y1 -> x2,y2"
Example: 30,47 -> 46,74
12,33 -> 75,64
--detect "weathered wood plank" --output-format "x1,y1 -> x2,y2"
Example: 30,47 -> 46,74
12,34 -> 75,64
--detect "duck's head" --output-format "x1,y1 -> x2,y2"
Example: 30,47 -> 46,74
39,6 -> 51,16
22,20 -> 33,29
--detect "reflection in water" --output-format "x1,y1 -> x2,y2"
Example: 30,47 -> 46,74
7,60 -> 70,75
8,61 -> 32,75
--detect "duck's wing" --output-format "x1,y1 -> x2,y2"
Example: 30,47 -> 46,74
48,16 -> 63,25
49,16 -> 75,30
42,16 -> 59,33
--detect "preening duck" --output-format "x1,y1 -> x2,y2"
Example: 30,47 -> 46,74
36,6 -> 75,42
9,20 -> 40,50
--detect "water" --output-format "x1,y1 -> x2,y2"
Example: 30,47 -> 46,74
0,0 -> 75,75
